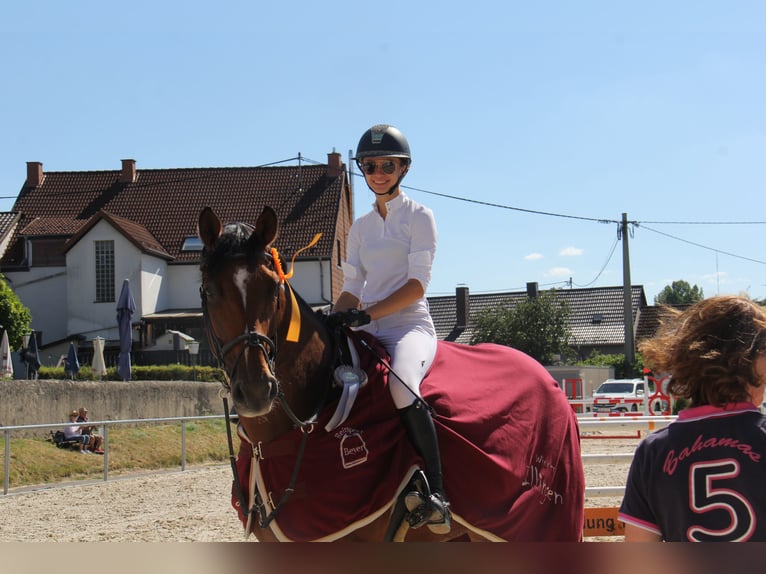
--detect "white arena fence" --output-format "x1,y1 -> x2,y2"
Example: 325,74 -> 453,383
579,415 -> 676,498
3,414 -> 676,500
1,414 -> 235,495
568,395 -> 673,416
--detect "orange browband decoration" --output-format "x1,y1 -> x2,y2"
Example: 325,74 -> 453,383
269,233 -> 322,342
269,232 -> 322,283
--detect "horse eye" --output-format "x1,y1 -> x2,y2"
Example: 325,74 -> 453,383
202,285 -> 217,300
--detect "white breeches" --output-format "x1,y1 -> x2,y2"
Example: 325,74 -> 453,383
358,309 -> 437,409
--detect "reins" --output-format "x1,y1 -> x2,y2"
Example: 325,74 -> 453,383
200,250 -> 327,531
199,230 -> 424,536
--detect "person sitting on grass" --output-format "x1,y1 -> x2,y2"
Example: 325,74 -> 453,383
76,406 -> 103,454
63,410 -> 91,454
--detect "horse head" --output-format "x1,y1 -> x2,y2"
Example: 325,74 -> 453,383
198,206 -> 334,426
198,206 -> 286,417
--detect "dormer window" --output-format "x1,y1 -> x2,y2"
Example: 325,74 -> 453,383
591,313 -> 603,324
29,237 -> 66,266
181,237 -> 203,251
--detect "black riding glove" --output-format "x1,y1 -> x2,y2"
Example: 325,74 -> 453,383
326,308 -> 371,328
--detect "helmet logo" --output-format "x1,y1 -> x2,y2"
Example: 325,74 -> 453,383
370,124 -> 388,145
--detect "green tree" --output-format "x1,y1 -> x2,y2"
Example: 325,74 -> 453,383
577,350 -> 644,380
470,290 -> 574,365
0,274 -> 32,349
654,280 -> 704,305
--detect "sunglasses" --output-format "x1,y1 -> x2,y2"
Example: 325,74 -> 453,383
360,160 -> 397,175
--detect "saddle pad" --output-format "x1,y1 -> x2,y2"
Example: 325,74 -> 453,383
233,335 -> 584,541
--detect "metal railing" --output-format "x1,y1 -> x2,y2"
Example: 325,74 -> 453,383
3,414 -> 678,498
578,416 -> 677,498
1,414 -> 234,495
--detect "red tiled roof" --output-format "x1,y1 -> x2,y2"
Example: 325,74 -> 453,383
63,211 -> 171,259
2,161 -> 346,268
635,304 -> 691,342
0,212 -> 21,244
20,216 -> 87,236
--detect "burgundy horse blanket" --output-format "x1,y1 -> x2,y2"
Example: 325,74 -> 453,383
232,335 -> 585,541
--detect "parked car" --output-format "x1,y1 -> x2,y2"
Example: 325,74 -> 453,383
592,378 -> 645,413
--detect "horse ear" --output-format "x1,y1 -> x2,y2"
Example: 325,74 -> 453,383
198,207 -> 222,248
254,206 -> 278,247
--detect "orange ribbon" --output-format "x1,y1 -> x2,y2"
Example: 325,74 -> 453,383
269,233 -> 322,342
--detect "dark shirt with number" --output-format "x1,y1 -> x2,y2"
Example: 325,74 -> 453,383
619,403 -> 766,541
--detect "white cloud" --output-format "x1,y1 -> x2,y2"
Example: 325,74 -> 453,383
559,246 -> 583,257
545,267 -> 572,278
524,252 -> 544,261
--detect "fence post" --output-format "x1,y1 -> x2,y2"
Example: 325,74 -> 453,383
181,421 -> 187,472
4,429 -> 10,495
102,425 -> 109,482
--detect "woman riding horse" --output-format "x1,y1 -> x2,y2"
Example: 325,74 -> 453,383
198,206 -> 586,542
330,124 -> 449,534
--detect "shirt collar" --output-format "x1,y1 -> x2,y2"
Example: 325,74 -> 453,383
678,402 -> 760,421
372,191 -> 407,213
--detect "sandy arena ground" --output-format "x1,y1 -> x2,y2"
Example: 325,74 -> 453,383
0,437 -> 638,542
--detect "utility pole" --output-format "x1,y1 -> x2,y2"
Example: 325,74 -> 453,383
620,213 -> 636,365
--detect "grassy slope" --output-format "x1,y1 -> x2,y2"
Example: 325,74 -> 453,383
0,419 -> 241,489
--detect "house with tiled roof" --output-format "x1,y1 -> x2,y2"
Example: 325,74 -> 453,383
0,155 -> 352,363
634,303 -> 692,344
427,283 -> 649,359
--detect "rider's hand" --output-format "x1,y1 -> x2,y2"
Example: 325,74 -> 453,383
326,308 -> 371,328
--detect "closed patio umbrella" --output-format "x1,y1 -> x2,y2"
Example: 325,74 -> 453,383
26,331 -> 41,379
92,336 -> 107,380
66,341 -> 80,379
116,278 -> 136,381
1,330 -> 13,378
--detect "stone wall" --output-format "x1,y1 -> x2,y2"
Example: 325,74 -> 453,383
0,379 -> 226,437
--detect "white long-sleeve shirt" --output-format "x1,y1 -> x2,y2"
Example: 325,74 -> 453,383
341,192 -> 437,306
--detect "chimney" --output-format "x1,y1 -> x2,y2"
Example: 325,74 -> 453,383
327,150 -> 342,178
119,159 -> 137,183
456,285 -> 470,328
526,282 -> 539,298
26,162 -> 43,187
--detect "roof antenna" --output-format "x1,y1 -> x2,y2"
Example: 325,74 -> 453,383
297,152 -> 303,193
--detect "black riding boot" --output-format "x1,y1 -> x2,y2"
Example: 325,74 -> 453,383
399,401 -> 451,534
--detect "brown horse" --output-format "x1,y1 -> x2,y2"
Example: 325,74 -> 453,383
198,206 -> 585,542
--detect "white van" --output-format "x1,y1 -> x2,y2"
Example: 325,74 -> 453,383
592,379 -> 645,413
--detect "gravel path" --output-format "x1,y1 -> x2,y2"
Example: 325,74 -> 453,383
0,438 -> 639,542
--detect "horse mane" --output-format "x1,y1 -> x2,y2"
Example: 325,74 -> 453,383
200,221 -> 262,276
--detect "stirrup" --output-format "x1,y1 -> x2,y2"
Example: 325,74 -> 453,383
404,491 -> 451,534
426,493 -> 451,534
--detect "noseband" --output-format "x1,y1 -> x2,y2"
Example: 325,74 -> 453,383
199,256 -> 316,429
202,288 -> 278,388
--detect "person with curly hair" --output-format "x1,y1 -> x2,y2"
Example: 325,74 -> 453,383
619,295 -> 766,541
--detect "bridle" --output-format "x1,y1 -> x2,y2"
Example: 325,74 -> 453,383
199,252 -> 318,429
199,247 -> 328,530
201,283 -> 278,393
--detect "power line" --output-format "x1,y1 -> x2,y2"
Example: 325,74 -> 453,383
401,183 -> 616,224
572,235 -> 620,288
637,220 -> 766,225
347,167 -> 766,288
637,224 -> 766,265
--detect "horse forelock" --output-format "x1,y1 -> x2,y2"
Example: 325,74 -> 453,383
201,221 -> 268,276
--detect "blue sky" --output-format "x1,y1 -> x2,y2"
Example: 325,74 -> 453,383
2,1 -> 764,303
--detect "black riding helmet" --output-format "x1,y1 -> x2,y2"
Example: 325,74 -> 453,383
354,124 -> 411,196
